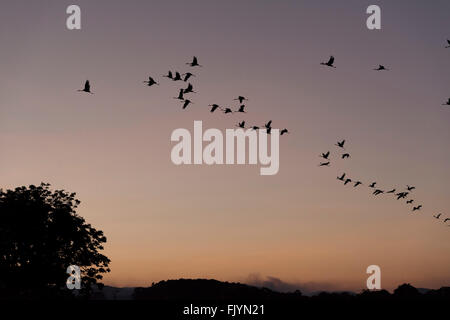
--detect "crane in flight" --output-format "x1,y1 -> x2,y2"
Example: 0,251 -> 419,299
174,89 -> 184,100
341,153 -> 350,159
182,99 -> 193,110
320,56 -> 336,68
173,72 -> 182,81
354,181 -> 362,187
280,129 -> 290,135
234,96 -> 248,104
183,83 -> 196,94
209,104 -> 221,113
369,182 -> 377,188
433,213 -> 442,219
319,162 -> 330,167
236,121 -> 246,129
406,199 -> 414,204
412,205 -> 422,212
386,189 -> 396,194
77,80 -> 93,94
335,139 -> 345,149
344,178 -> 352,185
183,72 -> 195,82
374,65 -> 389,71
163,71 -> 173,79
143,76 -> 159,86
406,185 -> 416,191
320,151 -> 330,160
187,56 -> 202,67
337,173 -> 346,181
236,105 -> 247,113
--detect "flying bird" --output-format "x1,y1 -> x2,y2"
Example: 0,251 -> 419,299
187,56 -> 202,67
280,129 -> 289,135
341,153 -> 350,159
143,76 -> 159,86
320,151 -> 330,160
344,178 -> 352,185
234,96 -> 248,104
319,162 -> 330,167
354,181 -> 362,187
444,218 -> 450,223
335,140 -> 345,149
223,108 -> 233,114
209,104 -> 221,113
182,99 -> 193,110
374,65 -> 389,71
163,71 -> 173,79
264,121 -> 272,129
406,185 -> 416,191
406,199 -> 414,204
373,189 -> 384,195
369,182 -> 377,188
236,105 -> 247,113
251,126 -> 260,130
237,121 -> 246,128
412,205 -> 422,212
386,189 -> 396,194
433,213 -> 442,219
183,83 -> 196,94
174,89 -> 184,100
77,80 -> 93,94
266,127 -> 272,134
173,72 -> 182,81
321,56 -> 336,68
183,72 -> 195,82
396,192 -> 409,200
337,173 -> 346,181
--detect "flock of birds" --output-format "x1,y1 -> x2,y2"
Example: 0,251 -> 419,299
76,42 -> 449,228
78,56 -> 289,136
319,139 -> 449,227
316,39 -> 450,228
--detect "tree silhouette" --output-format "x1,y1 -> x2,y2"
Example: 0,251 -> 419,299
0,183 -> 110,299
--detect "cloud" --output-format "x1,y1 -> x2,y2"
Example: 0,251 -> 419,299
243,273 -> 345,295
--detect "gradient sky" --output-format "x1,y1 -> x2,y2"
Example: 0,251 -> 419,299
1,0 -> 449,292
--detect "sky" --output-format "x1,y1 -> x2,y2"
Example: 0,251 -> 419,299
0,0 -> 449,293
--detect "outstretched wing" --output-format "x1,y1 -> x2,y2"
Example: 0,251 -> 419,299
328,56 -> 334,65
84,80 -> 90,91
193,56 -> 198,64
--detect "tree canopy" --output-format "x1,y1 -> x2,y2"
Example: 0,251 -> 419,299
0,183 -> 110,299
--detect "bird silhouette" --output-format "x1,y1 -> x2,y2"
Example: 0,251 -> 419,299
234,96 -> 248,104
77,80 -> 93,94
374,65 -> 389,71
386,189 -> 396,193
182,99 -> 193,110
412,205 -> 422,212
174,89 -> 184,100
406,199 -> 414,204
187,56 -> 202,67
442,98 -> 450,106
209,104 -> 221,113
373,189 -> 384,195
143,76 -> 159,86
183,83 -> 196,94
266,127 -> 272,134
173,72 -> 182,81
280,129 -> 289,135
236,105 -> 247,113
320,151 -> 330,160
335,140 -> 345,149
406,185 -> 416,191
223,108 -> 233,114
433,213 -> 442,219
163,71 -> 173,79
344,178 -> 352,185
337,173 -> 346,181
319,162 -> 330,167
341,153 -> 350,159
444,218 -> 450,223
354,181 -> 362,187
237,121 -> 246,129
251,126 -> 260,130
264,120 -> 272,129
321,56 -> 336,68
183,72 -> 195,82
369,182 -> 377,188
446,40 -> 450,48
396,192 -> 409,200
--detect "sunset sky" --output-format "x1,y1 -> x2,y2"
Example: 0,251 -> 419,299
1,0 -> 449,293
